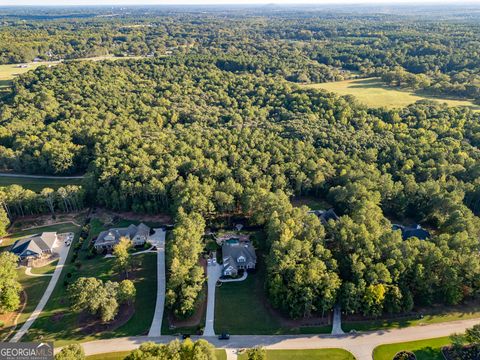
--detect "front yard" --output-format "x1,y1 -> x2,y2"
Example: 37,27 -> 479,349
22,218 -> 157,346
238,349 -> 355,360
373,337 -> 451,360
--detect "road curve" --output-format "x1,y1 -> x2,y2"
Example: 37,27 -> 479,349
0,172 -> 84,179
76,317 -> 480,360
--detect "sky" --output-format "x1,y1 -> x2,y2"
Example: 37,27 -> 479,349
1,0 -> 473,6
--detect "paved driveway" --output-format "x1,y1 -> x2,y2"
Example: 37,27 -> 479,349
148,228 -> 166,337
10,234 -> 73,342
76,317 -> 480,360
203,263 -> 222,337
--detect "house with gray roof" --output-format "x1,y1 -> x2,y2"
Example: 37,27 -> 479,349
94,223 -> 150,251
11,232 -> 58,260
308,208 -> 340,225
392,224 -> 430,240
222,239 -> 257,277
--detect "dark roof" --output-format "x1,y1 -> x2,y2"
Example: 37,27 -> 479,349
308,208 -> 340,224
11,232 -> 57,257
393,224 -> 430,240
94,223 -> 150,247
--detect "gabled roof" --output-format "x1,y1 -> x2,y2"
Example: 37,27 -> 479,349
222,241 -> 257,266
94,223 -> 150,247
11,232 -> 57,257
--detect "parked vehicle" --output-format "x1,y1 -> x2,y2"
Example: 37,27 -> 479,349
218,333 -> 230,340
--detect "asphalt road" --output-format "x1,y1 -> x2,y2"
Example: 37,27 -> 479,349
77,317 -> 480,360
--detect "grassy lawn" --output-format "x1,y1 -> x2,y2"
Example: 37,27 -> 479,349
85,349 -> 226,360
0,222 -> 81,251
0,176 -> 83,192
23,219 -> 157,346
214,259 -> 283,334
301,78 -> 480,110
238,349 -> 355,360
30,260 -> 58,275
343,302 -> 480,333
373,337 -> 450,360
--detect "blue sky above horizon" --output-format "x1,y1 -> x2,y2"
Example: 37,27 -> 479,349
0,0 -> 468,6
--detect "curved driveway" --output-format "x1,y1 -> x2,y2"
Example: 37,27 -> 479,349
10,237 -> 72,342
77,317 -> 480,360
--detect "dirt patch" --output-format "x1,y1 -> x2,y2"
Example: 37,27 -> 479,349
77,303 -> 135,335
9,211 -> 87,232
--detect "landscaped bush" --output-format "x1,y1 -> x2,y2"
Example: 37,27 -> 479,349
443,346 -> 479,360
393,351 -> 416,360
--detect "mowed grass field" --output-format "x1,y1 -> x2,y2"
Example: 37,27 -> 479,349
373,337 -> 451,360
302,78 -> 480,110
238,349 -> 355,360
0,175 -> 83,192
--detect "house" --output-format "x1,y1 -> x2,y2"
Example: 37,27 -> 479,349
308,208 -> 340,225
222,238 -> 257,277
11,232 -> 58,260
392,224 -> 430,240
94,223 -> 150,251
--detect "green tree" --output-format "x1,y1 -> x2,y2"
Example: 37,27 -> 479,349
113,237 -> 133,277
0,207 -> 9,237
245,347 -> 266,360
0,252 -> 21,313
55,344 -> 85,360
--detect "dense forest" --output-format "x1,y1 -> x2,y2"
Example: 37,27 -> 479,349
1,5 -> 480,319
2,5 -> 480,101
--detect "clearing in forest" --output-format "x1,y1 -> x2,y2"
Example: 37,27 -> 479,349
302,77 -> 480,111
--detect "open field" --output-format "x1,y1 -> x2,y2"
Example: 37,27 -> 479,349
0,175 -> 83,192
22,218 -> 156,346
301,78 -> 480,110
238,349 -> 355,360
85,349 -> 227,360
373,337 -> 450,360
